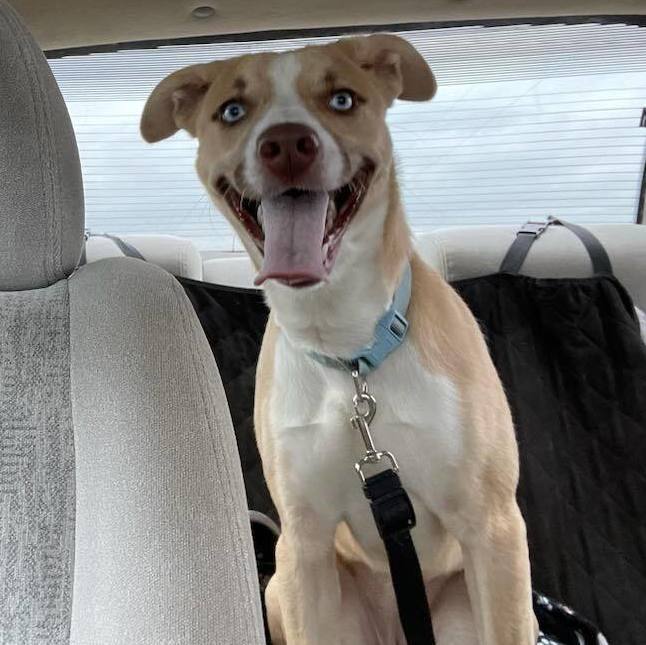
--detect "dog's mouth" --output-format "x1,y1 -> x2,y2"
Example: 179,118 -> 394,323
216,162 -> 374,288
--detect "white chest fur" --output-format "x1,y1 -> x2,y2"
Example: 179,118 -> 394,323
267,331 -> 465,576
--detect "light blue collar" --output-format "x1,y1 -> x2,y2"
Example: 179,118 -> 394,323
309,264 -> 412,375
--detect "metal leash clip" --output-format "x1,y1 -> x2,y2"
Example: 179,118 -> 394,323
350,369 -> 399,484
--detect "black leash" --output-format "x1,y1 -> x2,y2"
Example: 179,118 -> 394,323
363,469 -> 436,645
350,369 -> 436,645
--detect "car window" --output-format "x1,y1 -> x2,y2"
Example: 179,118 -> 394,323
48,21 -> 646,252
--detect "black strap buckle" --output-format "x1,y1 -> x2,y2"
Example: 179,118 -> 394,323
363,469 -> 416,539
517,220 -> 550,237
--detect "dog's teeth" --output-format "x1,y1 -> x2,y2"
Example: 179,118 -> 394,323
326,200 -> 337,232
257,204 -> 264,229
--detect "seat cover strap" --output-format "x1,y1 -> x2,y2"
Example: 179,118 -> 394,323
500,217 -> 613,276
79,232 -> 146,265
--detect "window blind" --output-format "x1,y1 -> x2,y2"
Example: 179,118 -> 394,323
49,22 -> 646,251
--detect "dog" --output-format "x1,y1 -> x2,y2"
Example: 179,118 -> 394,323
141,34 -> 538,645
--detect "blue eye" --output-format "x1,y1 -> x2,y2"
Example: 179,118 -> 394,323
329,90 -> 354,112
219,101 -> 246,123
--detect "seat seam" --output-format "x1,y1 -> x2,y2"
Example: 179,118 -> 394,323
66,276 -> 79,645
3,5 -> 58,285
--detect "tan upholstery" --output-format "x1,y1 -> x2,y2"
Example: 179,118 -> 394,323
417,224 -> 646,310
203,255 -> 257,288
84,233 -> 203,279
200,224 -> 646,313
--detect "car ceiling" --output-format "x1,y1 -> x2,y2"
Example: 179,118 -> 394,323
9,0 -> 646,52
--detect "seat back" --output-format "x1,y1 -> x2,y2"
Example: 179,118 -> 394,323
417,223 -> 646,310
0,2 -> 264,643
203,255 -> 258,288
84,233 -> 204,279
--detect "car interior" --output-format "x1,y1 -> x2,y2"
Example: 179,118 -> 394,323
1,0 -> 645,644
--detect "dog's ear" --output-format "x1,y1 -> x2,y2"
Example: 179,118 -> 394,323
140,64 -> 212,143
338,34 -> 436,104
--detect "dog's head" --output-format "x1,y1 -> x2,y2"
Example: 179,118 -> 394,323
141,35 -> 435,289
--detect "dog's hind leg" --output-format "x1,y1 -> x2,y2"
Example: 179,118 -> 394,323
459,501 -> 538,645
268,537 -> 380,645
265,575 -> 286,645
336,561 -> 384,645
271,529 -> 347,645
431,573 -> 478,645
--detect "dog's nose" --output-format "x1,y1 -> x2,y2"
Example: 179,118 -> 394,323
257,123 -> 320,183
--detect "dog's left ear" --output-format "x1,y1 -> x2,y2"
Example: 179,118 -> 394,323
338,34 -> 436,104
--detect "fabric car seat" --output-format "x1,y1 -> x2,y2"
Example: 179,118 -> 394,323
0,1 -> 265,643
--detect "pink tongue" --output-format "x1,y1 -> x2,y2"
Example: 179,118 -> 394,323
254,191 -> 329,286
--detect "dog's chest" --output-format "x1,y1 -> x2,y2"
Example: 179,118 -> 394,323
269,336 -> 464,568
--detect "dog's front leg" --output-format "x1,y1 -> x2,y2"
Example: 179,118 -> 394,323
459,501 -> 538,645
272,523 -> 344,645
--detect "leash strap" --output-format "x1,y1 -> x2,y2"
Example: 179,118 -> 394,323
348,363 -> 435,644
363,470 -> 436,645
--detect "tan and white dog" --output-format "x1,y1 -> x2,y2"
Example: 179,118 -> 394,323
141,34 -> 538,645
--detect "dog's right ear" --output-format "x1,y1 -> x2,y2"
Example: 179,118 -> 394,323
140,64 -> 211,143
